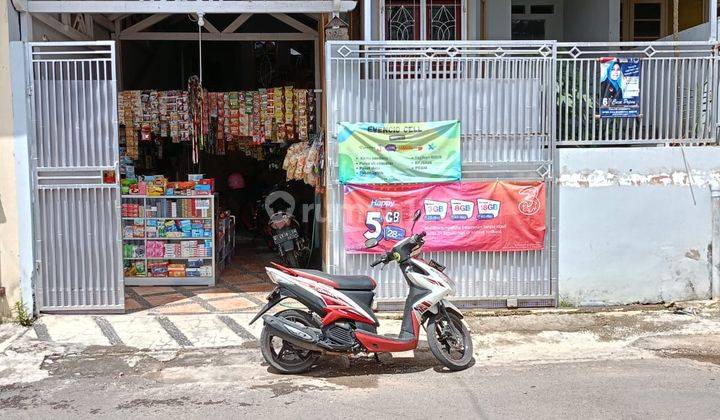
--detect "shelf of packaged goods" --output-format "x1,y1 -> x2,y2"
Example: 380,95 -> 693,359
124,276 -> 215,286
143,217 -> 213,220
146,257 -> 212,260
121,194 -> 216,287
121,195 -> 213,199
144,237 -> 212,240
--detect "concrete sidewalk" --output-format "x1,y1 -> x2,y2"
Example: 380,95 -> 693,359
9,300 -> 720,356
27,308 -> 413,350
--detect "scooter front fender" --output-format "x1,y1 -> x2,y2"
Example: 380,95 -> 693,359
424,300 -> 470,331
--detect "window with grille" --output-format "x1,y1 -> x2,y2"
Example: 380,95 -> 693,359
384,0 -> 463,41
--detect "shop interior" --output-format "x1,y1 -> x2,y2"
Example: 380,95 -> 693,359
117,14 -> 324,309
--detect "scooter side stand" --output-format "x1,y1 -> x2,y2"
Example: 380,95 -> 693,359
373,353 -> 394,364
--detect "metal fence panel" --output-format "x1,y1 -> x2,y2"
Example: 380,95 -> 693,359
325,41 -> 557,306
557,41 -> 719,145
28,41 -> 123,312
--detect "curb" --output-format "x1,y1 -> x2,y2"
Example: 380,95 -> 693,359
0,325 -> 30,353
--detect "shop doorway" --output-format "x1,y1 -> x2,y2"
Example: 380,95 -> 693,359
28,13 -> 325,314
117,16 -> 323,311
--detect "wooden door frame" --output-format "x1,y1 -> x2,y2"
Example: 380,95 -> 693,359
621,0 -> 670,41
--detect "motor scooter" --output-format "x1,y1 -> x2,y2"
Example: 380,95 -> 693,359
268,210 -> 309,268
250,210 -> 473,373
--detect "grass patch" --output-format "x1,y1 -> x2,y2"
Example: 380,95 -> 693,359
13,300 -> 33,327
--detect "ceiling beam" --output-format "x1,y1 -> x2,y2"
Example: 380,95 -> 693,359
93,14 -> 115,32
271,13 -> 318,35
222,14 -> 251,33
26,1 -> 357,14
107,13 -> 130,21
121,14 -> 169,34
84,13 -> 94,37
202,17 -> 220,34
33,13 -> 92,41
119,31 -> 317,42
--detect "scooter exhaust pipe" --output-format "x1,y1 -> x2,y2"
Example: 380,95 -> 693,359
262,315 -> 325,353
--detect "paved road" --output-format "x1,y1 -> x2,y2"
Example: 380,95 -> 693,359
2,304 -> 719,418
0,344 -> 718,419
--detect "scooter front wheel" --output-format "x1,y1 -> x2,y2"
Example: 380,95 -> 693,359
427,312 -> 474,371
260,309 -> 320,374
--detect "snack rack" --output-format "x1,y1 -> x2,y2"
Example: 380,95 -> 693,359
121,195 -> 215,286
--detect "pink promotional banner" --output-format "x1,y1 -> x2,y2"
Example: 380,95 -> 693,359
343,182 -> 546,253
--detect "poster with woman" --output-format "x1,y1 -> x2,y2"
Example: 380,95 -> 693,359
599,57 -> 641,118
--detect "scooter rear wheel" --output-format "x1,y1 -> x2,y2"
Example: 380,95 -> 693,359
427,312 -> 474,371
261,309 -> 320,374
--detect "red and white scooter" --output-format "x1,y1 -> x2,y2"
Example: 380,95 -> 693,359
250,210 -> 473,373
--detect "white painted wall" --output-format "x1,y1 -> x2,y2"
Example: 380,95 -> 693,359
9,41 -> 34,316
467,0 -> 478,39
485,0 -> 512,40
563,0 -> 620,42
657,18 -> 718,41
559,147 -> 718,306
512,0 -> 564,41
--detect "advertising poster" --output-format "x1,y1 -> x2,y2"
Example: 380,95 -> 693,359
599,57 -> 641,118
337,120 -> 461,184
343,181 -> 546,253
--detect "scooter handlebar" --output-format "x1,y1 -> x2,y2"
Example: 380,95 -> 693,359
369,258 -> 385,267
370,251 -> 394,267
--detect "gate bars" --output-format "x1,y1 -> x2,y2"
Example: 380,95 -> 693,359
28,41 -> 123,312
557,41 -> 719,146
325,41 -> 558,308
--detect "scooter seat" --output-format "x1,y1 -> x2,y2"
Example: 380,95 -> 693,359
295,269 -> 376,291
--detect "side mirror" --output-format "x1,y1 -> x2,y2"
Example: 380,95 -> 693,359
410,209 -> 421,233
365,237 -> 379,248
413,209 -> 422,222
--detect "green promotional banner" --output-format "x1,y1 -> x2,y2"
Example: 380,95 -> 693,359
337,120 -> 461,184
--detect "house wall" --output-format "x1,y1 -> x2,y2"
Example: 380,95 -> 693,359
0,0 -> 25,319
512,0 -> 565,41
657,17 -> 718,41
563,0 -> 620,42
559,147 -> 717,306
484,0 -> 512,40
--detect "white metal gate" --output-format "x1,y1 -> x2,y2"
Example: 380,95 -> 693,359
325,41 -> 558,308
28,41 -> 123,312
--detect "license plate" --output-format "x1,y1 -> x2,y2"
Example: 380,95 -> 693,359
273,229 -> 299,245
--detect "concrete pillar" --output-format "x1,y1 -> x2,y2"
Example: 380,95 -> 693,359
711,183 -> 720,300
0,0 -> 20,318
484,0 -> 512,40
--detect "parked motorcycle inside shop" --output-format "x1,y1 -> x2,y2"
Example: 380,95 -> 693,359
244,184 -> 291,251
268,210 -> 310,268
250,209 -> 474,373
